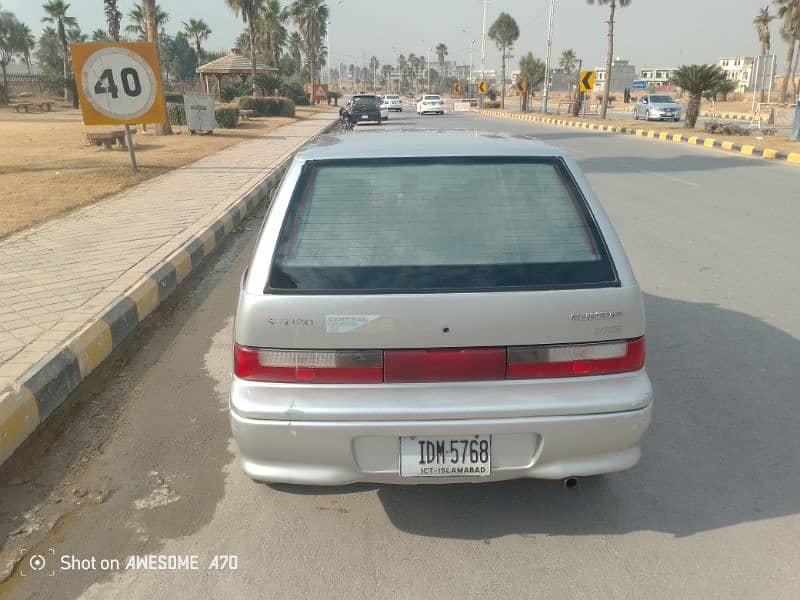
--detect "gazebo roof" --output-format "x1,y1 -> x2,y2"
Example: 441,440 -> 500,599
197,48 -> 277,75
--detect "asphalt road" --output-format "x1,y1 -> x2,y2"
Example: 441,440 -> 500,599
2,109 -> 799,599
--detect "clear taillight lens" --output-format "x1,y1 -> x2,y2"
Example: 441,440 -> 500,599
234,346 -> 383,383
506,337 -> 645,379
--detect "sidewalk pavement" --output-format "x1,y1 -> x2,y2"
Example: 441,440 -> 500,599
0,111 -> 337,464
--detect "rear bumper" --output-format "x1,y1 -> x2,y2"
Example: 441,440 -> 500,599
230,404 -> 652,485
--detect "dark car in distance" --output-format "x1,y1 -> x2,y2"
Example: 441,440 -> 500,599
348,94 -> 383,125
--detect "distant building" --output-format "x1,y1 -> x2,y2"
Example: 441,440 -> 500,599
639,66 -> 678,89
718,57 -> 755,93
549,67 -> 576,92
453,64 -> 471,79
594,58 -> 637,93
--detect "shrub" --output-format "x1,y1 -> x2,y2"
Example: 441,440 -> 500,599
279,82 -> 310,106
167,102 -> 186,125
236,96 -> 295,117
484,100 -> 501,109
220,81 -> 251,103
704,120 -> 753,136
215,107 -> 239,128
487,87 -> 499,101
164,93 -> 184,103
329,91 -> 342,105
255,74 -> 282,96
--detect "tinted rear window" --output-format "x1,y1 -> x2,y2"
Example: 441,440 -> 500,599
649,95 -> 675,103
268,158 -> 617,293
353,97 -> 379,110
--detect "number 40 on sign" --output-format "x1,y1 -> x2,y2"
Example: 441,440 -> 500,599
70,42 -> 166,126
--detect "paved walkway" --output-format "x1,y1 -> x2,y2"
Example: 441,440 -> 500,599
0,112 -> 334,392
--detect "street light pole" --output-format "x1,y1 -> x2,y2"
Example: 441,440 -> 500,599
542,0 -> 556,114
427,46 -> 433,93
480,0 -> 488,77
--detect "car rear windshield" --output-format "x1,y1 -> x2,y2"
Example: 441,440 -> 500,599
352,97 -> 379,110
649,95 -> 675,103
424,96 -> 440,101
268,158 -> 618,293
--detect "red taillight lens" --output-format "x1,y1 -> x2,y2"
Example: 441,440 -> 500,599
235,338 -> 644,384
384,348 -> 506,383
506,337 -> 645,379
234,346 -> 383,383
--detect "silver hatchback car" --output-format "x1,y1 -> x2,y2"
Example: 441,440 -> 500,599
231,131 -> 653,485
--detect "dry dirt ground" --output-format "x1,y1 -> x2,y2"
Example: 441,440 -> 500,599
0,103 -> 324,240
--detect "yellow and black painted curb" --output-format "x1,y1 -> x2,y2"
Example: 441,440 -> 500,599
0,118 -> 339,465
476,109 -> 800,165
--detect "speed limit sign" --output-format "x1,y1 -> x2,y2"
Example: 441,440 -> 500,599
70,42 -> 166,125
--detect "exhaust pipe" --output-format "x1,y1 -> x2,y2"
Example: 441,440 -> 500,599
562,477 -> 579,489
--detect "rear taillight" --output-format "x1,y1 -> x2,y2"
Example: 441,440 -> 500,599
234,346 -> 383,383
235,338 -> 644,384
506,337 -> 645,379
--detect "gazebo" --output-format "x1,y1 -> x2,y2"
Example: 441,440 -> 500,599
196,48 -> 278,94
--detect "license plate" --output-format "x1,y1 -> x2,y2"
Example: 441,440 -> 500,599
400,435 -> 491,477
361,114 -> 368,119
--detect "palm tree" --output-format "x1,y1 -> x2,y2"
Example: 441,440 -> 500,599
381,63 -> 392,89
671,64 -> 728,128
559,48 -> 579,99
104,0 -> 121,41
397,53 -> 407,90
518,52 -> 546,111
287,31 -> 303,75
775,0 -> 800,100
67,23 -> 87,43
435,42 -> 448,91
15,22 -> 35,76
183,18 -> 212,64
227,0 -> 266,94
368,55 -> 379,92
488,12 -> 520,109
408,52 -> 418,92
587,0 -> 632,119
0,11 -> 21,104
754,7 -> 774,101
259,0 -> 288,65
41,0 -> 77,101
125,2 -> 168,40
290,0 -> 328,91
142,0 -> 171,134
90,27 -> 109,42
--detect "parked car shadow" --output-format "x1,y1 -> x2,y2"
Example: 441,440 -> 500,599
376,293 -> 799,539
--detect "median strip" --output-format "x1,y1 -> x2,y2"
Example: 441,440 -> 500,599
476,109 -> 800,165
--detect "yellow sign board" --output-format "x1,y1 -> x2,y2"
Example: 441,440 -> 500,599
514,79 -> 527,93
579,70 -> 596,93
477,80 -> 488,94
70,42 -> 166,126
453,82 -> 462,94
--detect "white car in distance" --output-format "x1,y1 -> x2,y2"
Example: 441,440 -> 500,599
417,94 -> 445,115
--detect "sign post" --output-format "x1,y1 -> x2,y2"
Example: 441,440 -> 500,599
70,42 -> 166,172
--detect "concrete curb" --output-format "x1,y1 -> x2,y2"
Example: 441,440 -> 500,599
700,112 -> 751,121
0,117 -> 339,465
475,109 -> 800,165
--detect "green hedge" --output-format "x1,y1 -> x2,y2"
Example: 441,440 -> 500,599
167,102 -> 186,125
236,96 -> 295,117
484,100 -> 501,109
167,102 -> 238,128
215,107 -> 239,128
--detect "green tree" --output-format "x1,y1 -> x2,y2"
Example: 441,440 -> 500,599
227,0 -> 266,94
397,53 -> 407,90
368,55 -> 379,91
754,7 -> 774,101
183,18 -> 212,64
287,30 -> 303,76
125,2 -> 168,40
0,11 -> 20,103
488,12 -> 520,109
775,0 -> 800,100
258,0 -> 288,65
162,31 -> 197,83
587,0 -> 631,119
90,27 -> 109,42
435,42 -> 447,91
67,23 -> 87,43
103,0 -> 121,41
381,63 -> 392,88
290,0 -> 328,92
14,21 -> 35,76
41,0 -> 77,101
518,52 -> 546,111
671,64 -> 728,128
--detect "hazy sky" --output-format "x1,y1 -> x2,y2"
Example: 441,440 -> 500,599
2,0 -> 788,71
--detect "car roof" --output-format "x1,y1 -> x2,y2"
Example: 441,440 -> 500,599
297,130 -> 567,161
